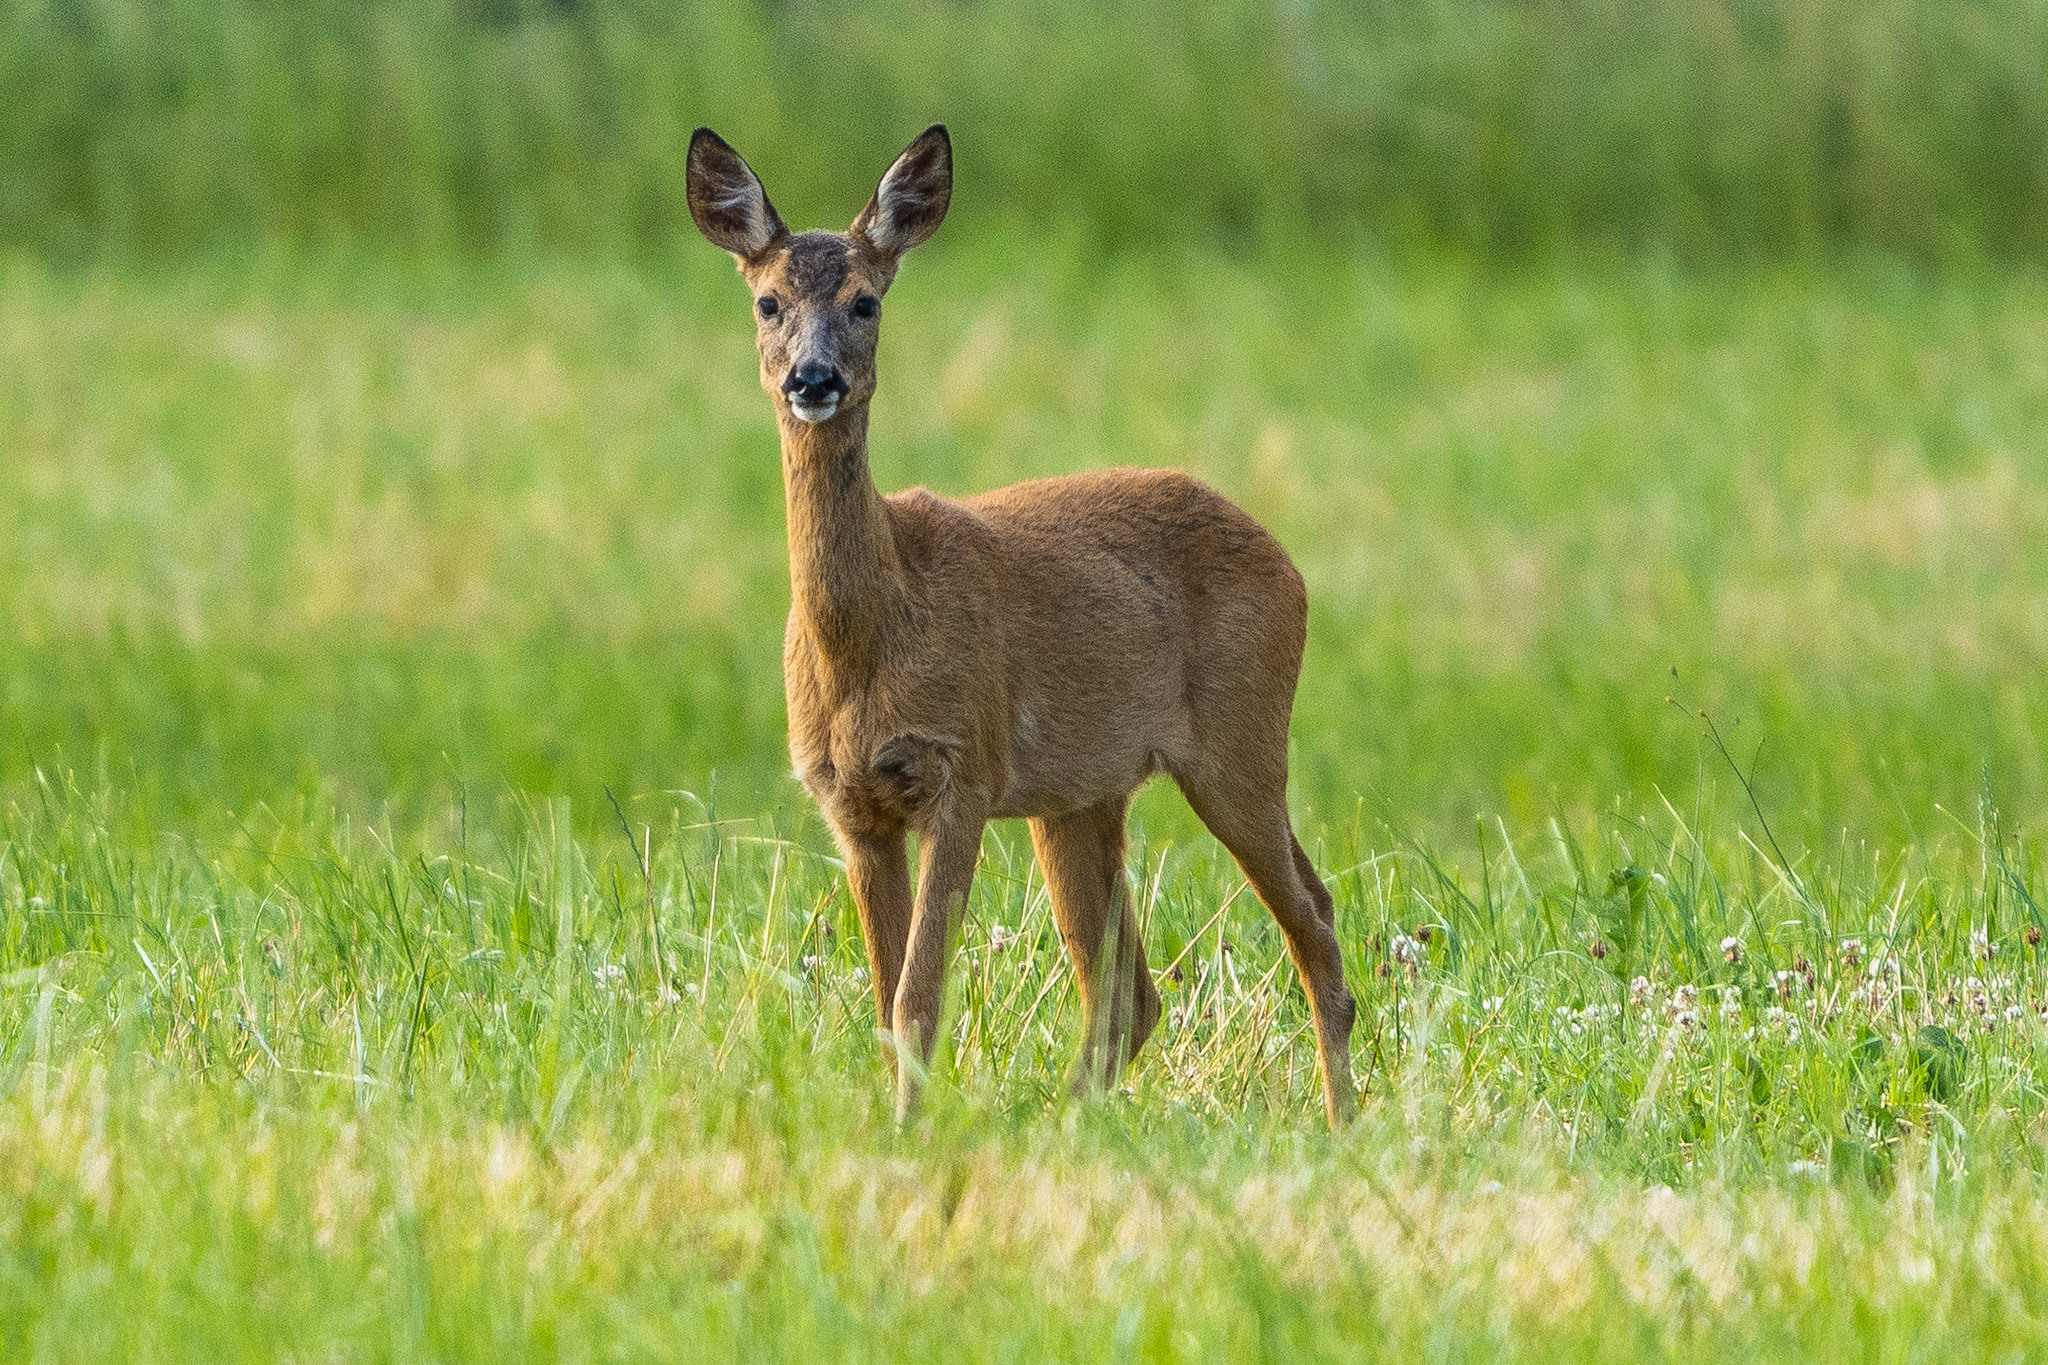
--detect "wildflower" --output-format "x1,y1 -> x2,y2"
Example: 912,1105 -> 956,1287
1721,936 -> 1744,965
591,962 -> 628,993
1672,1009 -> 1700,1032
685,982 -> 702,997
1718,985 -> 1742,1020
1588,938 -> 1610,961
1788,1160 -> 1824,1179
657,985 -> 681,1006
2007,1004 -> 2027,1024
1970,989 -> 1992,1018
1794,956 -> 1816,988
1414,924 -> 1435,945
1391,933 -> 1425,972
1668,984 -> 1699,1018
1630,975 -> 1655,1008
1482,996 -> 1506,1014
989,923 -> 1015,953
1765,1005 -> 1794,1033
1774,970 -> 1799,1001
1841,939 -> 1864,970
1972,929 -> 1996,961
2028,926 -> 2043,949
801,954 -> 824,976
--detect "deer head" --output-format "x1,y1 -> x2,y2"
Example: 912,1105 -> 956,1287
687,126 -> 952,426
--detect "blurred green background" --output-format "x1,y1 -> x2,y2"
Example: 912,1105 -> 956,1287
2,0 -> 2046,843
10,0 -> 2048,262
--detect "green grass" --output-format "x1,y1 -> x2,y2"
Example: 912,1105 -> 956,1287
7,0 -> 2048,262
4,238 -> 2048,1357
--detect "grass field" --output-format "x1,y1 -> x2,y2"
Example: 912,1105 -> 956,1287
3,236 -> 2048,1358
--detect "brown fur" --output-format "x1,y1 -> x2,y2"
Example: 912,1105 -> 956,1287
687,126 -> 1358,1127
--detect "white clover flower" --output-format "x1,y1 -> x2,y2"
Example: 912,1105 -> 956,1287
989,923 -> 1015,953
1841,938 -> 1864,969
1718,986 -> 1743,1019
1391,933 -> 1425,972
1630,976 -> 1656,1008
1672,1009 -> 1700,1032
1482,996 -> 1506,1014
1721,936 -> 1744,964
1972,929 -> 1995,961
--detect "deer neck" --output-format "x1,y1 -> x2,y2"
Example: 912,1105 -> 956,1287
780,404 -> 898,677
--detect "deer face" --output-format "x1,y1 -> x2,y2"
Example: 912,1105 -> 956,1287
688,126 -> 952,427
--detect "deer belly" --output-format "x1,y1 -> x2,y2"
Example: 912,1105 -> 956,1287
992,699 -> 1181,819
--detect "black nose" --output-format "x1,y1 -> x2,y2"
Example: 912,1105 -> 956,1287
783,363 -> 845,403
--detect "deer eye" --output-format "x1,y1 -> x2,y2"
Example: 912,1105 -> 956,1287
852,296 -> 879,320
756,296 -> 780,320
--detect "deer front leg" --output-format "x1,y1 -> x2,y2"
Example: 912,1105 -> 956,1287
891,812 -> 984,1121
841,831 -> 912,1080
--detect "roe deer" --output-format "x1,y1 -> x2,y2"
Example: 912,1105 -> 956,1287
686,125 -> 1358,1127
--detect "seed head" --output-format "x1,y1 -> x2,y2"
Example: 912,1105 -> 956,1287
1390,933 -> 1425,972
2028,926 -> 2043,949
1588,938 -> 1610,961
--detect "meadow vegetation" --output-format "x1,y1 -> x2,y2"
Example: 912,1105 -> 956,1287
4,1 -> 2048,1359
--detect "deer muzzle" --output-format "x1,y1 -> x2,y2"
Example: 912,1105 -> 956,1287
783,362 -> 847,424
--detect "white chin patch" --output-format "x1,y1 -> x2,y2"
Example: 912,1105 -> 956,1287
789,397 -> 839,424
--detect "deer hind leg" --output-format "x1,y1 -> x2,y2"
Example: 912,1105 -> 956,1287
1292,833 -> 1337,931
1175,769 -> 1357,1128
1028,797 -> 1161,1093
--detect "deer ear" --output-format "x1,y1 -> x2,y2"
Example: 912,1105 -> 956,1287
851,125 -> 952,260
687,128 -> 787,262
